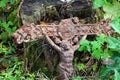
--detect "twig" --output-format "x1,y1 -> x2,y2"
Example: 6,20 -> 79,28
17,0 -> 24,18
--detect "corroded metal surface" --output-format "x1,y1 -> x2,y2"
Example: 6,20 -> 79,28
12,17 -> 113,80
13,17 -> 113,44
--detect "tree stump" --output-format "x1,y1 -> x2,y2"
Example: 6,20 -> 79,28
19,0 -> 94,24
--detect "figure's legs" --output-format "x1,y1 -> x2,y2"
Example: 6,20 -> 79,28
55,50 -> 74,80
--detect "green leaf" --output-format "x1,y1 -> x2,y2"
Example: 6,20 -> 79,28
107,37 -> 120,51
103,0 -> 120,20
92,64 -> 98,71
0,1 -> 6,8
0,43 -> 7,54
101,51 -> 110,59
91,41 -> 101,51
96,34 -> 105,44
99,56 -> 120,79
78,40 -> 90,52
6,45 -> 15,55
0,32 -> 9,42
8,21 -> 13,26
10,0 -> 15,5
99,66 -> 111,79
1,22 -> 9,28
114,69 -> 120,80
77,63 -> 86,71
73,76 -> 81,80
93,0 -> 105,9
12,26 -> 17,32
92,49 -> 102,59
110,19 -> 120,34
1,21 -> 14,36
6,28 -> 12,34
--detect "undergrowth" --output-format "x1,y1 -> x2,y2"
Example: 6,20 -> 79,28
0,56 -> 35,80
77,34 -> 120,80
1,0 -> 120,80
93,0 -> 120,80
0,0 -> 37,80
74,0 -> 120,80
0,0 -> 20,55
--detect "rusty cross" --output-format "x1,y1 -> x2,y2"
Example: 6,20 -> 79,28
12,17 -> 113,80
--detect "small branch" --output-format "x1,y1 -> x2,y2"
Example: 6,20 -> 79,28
17,0 -> 24,18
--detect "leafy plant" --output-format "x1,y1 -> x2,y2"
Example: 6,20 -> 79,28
77,63 -> 86,71
0,0 -> 8,9
0,57 -> 35,80
92,0 -> 120,80
78,35 -> 120,79
93,0 -> 120,34
93,0 -> 105,9
0,42 -> 7,54
73,76 -> 81,80
99,56 -> 120,80
107,37 -> 120,52
0,0 -> 15,10
78,34 -> 109,59
0,21 -> 17,42
78,34 -> 120,80
110,18 -> 120,34
78,40 -> 90,52
0,0 -> 20,55
0,21 -> 16,55
92,64 -> 98,71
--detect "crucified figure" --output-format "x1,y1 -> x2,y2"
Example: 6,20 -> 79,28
12,17 -> 113,80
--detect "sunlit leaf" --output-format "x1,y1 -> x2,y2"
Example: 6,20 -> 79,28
96,34 -> 105,44
103,0 -> 120,20
77,63 -> 86,71
92,49 -> 102,59
73,76 -> 81,80
93,0 -> 105,9
78,40 -> 90,52
107,37 -> 120,51
114,70 -> 120,80
110,19 -> 120,34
